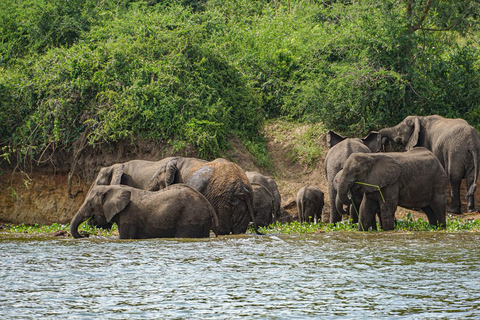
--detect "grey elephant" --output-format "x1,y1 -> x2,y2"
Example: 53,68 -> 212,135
148,157 -> 261,235
378,115 -> 480,214
336,148 -> 448,231
251,182 -> 275,227
296,186 -> 324,223
324,130 -> 378,224
84,158 -> 175,229
70,184 -> 219,239
93,158 -> 175,189
245,171 -> 282,221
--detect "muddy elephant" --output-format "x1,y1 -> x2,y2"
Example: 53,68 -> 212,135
324,130 -> 378,224
251,183 -> 275,227
70,184 -> 219,239
148,157 -> 261,235
245,171 -> 282,221
378,115 -> 480,214
336,148 -> 448,231
296,186 -> 324,223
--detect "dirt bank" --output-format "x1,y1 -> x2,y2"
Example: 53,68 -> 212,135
1,121 -> 479,224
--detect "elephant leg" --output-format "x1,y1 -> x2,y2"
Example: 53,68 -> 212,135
329,189 -> 341,224
448,177 -> 462,214
117,223 -> 138,239
358,194 -> 378,231
175,224 -> 211,238
379,200 -> 397,231
421,206 -> 438,226
466,174 -> 476,213
431,195 -> 447,228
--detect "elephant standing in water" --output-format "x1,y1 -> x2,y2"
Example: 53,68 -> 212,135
324,131 -> 378,224
336,148 -> 448,231
378,115 -> 480,214
245,171 -> 282,222
251,183 -> 275,227
70,184 -> 219,239
148,157 -> 261,235
83,158 -> 175,229
296,186 -> 324,223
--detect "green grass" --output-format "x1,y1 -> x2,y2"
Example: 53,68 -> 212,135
253,215 -> 480,234
1,222 -> 119,237
2,214 -> 480,237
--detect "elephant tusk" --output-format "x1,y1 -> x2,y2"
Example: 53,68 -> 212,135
355,181 -> 385,202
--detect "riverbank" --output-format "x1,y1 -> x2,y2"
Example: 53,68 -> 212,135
1,120 -> 480,227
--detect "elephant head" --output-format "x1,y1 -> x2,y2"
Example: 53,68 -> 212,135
327,130 -> 380,152
378,116 -> 421,151
70,186 -> 131,238
337,153 -> 401,206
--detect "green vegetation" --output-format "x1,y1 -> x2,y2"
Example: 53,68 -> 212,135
1,0 -> 480,165
2,222 -> 118,237
2,214 -> 480,237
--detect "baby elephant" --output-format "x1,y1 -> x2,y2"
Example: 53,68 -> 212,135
70,184 -> 219,239
297,186 -> 324,223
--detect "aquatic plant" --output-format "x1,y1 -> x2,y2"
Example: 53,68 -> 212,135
2,222 -> 118,237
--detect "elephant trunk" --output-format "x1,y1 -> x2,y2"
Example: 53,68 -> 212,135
70,207 -> 89,238
337,178 -> 354,207
378,128 -> 395,150
335,194 -> 347,215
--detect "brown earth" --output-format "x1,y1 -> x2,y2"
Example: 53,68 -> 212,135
1,121 -> 479,225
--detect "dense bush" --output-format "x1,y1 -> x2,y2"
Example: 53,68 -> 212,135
0,0 -> 479,166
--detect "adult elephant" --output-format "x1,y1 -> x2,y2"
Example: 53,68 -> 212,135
70,184 -> 219,239
245,171 -> 282,222
336,148 -> 448,231
83,158 -> 175,229
148,157 -> 261,235
92,158 -> 175,189
296,185 -> 324,224
378,115 -> 480,214
324,130 -> 378,224
251,183 -> 275,227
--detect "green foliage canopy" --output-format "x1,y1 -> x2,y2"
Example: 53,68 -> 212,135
0,0 -> 479,165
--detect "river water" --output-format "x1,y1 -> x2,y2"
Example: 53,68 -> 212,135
1,232 -> 480,319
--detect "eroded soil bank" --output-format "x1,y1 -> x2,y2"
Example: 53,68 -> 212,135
1,122 -> 479,225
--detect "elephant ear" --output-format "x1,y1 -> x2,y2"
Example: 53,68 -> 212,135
326,131 -> 346,148
362,131 -> 379,152
147,162 -> 169,191
102,188 -> 131,222
110,164 -> 125,185
164,159 -> 179,186
406,117 -> 421,151
95,166 -> 114,185
362,155 -> 401,192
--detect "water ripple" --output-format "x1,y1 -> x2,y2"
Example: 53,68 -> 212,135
1,233 -> 480,319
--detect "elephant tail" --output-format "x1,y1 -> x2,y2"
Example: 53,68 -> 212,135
467,147 -> 479,197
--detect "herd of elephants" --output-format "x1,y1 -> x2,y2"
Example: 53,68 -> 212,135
70,115 -> 480,239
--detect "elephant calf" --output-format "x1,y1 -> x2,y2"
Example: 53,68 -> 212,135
251,182 -> 275,227
324,130 -> 378,224
297,186 -> 324,223
336,147 -> 448,231
70,184 -> 219,239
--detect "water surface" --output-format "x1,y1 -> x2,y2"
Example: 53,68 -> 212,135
1,232 -> 479,319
